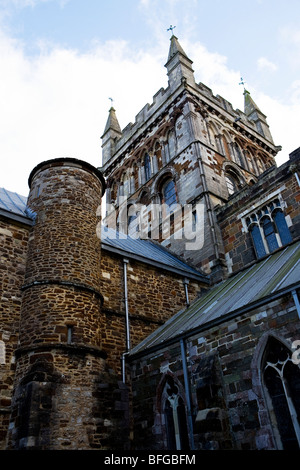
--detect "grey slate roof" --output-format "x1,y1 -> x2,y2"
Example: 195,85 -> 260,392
101,227 -> 208,282
0,187 -> 28,217
130,241 -> 300,357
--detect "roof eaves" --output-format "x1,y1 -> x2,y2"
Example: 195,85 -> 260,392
101,241 -> 209,283
128,279 -> 300,361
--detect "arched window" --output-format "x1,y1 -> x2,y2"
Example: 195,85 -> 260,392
249,223 -> 267,259
273,209 -> 292,246
225,172 -> 240,196
262,337 -> 300,449
245,199 -> 292,259
234,143 -> 244,168
261,216 -> 279,253
163,377 -> 189,450
162,179 -> 177,208
144,153 -> 151,181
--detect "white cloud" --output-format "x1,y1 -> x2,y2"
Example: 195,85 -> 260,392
257,57 -> 278,72
0,30 -> 166,195
0,16 -> 298,197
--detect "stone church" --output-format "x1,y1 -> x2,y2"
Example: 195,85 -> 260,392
0,35 -> 299,451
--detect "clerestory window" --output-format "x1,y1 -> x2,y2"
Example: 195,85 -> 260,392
246,198 -> 292,259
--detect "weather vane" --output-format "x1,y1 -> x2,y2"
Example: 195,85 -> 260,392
239,77 -> 246,90
109,97 -> 114,107
167,25 -> 176,36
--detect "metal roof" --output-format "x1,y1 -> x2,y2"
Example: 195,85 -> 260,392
0,188 -> 35,226
101,227 -> 208,282
0,188 -> 28,217
129,241 -> 300,357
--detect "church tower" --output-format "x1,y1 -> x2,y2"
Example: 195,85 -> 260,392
101,35 -> 281,282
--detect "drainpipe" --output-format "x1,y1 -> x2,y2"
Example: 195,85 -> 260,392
122,258 -> 131,383
292,290 -> 300,319
180,338 -> 195,450
183,278 -> 190,307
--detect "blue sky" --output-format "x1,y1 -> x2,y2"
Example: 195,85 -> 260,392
0,0 -> 299,195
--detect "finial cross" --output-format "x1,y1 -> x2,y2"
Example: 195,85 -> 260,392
167,25 -> 176,36
239,77 -> 246,89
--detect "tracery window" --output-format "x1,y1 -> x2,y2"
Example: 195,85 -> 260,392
262,337 -> 300,449
245,198 -> 292,259
163,377 -> 189,450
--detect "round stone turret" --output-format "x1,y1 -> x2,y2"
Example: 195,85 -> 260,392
7,159 -> 130,450
20,158 -> 106,349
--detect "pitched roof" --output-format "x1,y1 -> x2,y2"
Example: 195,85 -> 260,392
129,241 -> 300,357
0,187 -> 34,224
101,226 -> 208,282
0,188 -> 27,216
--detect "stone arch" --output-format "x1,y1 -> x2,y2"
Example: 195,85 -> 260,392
222,162 -> 245,196
155,372 -> 189,450
251,332 -> 300,449
152,167 -> 178,196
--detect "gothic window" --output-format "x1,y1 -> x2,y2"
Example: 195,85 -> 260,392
225,171 -> 241,196
245,198 -> 292,259
144,153 -> 151,181
262,337 -> 300,449
162,179 -> 177,209
163,377 -> 189,450
234,143 -> 244,168
261,216 -> 279,253
273,209 -> 292,246
249,222 -> 267,259
128,208 -> 139,237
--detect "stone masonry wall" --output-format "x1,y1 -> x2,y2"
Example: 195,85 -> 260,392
216,155 -> 300,274
129,293 -> 300,450
100,249 -> 206,373
0,218 -> 29,449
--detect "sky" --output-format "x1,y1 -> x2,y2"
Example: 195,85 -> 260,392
0,0 -> 299,197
